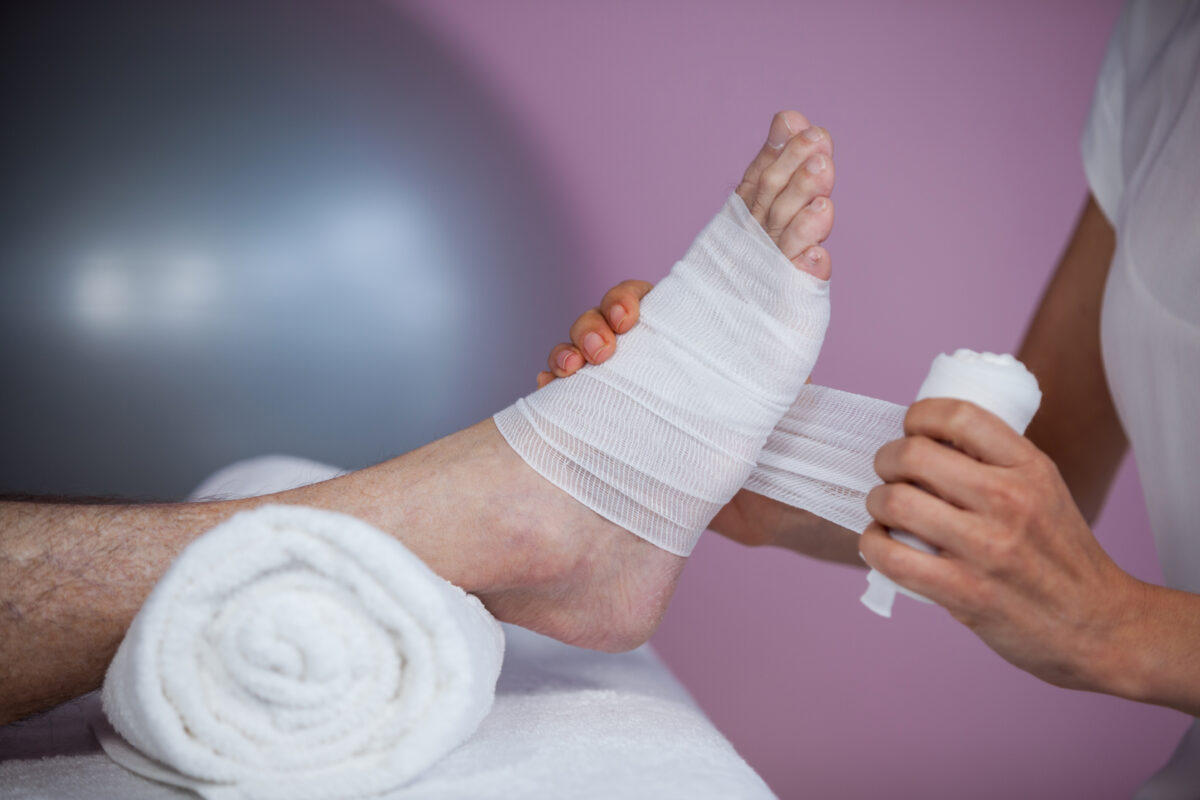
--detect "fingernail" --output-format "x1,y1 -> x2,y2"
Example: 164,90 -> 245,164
555,350 -> 573,371
804,154 -> 826,174
609,304 -> 627,328
808,196 -> 827,213
801,126 -> 822,143
583,332 -> 604,360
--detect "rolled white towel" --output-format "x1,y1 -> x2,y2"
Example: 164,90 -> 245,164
95,504 -> 504,800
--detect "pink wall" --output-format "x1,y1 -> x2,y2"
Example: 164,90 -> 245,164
401,2 -> 1189,796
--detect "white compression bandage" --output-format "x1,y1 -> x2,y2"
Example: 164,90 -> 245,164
860,350 -> 1042,618
745,384 -> 907,534
495,193 -> 830,556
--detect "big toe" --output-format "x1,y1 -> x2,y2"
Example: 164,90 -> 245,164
765,110 -> 811,150
735,110 -> 812,206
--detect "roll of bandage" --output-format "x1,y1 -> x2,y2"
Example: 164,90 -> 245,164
860,350 -> 1042,618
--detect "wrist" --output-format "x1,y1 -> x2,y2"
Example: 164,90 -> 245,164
1080,575 -> 1154,702
1082,577 -> 1200,715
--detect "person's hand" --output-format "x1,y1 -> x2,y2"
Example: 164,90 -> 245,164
860,398 -> 1149,694
536,279 -> 653,388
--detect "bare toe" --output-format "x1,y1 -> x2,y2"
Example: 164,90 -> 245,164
764,135 -> 834,239
793,245 -> 832,280
778,195 -> 834,263
735,110 -> 811,208
748,127 -> 833,231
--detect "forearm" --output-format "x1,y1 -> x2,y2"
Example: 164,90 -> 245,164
1097,579 -> 1200,717
1018,194 -> 1125,522
773,519 -> 862,566
709,493 -> 864,567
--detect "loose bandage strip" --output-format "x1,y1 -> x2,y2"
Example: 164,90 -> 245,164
746,384 -> 907,534
495,194 -> 830,556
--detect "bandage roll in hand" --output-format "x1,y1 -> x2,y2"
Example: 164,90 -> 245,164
860,350 -> 1042,618
97,505 -> 504,800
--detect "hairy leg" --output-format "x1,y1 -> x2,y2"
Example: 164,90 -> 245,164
0,111 -> 836,724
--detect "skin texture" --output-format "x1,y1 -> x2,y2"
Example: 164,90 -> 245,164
550,195 -> 1200,716
0,420 -> 692,725
0,110 -> 837,726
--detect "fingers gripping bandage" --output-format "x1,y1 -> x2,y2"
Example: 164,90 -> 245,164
495,194 -> 830,555
859,350 -> 1042,617
743,354 -> 1041,617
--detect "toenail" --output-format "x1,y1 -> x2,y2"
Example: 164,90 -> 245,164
583,332 -> 605,359
808,197 -> 828,213
768,116 -> 792,149
801,126 -> 822,143
609,304 -> 627,328
805,248 -> 823,265
804,155 -> 826,174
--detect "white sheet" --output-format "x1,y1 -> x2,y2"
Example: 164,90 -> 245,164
1,623 -> 773,799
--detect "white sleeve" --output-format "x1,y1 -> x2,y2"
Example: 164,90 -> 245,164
1081,2 -> 1131,225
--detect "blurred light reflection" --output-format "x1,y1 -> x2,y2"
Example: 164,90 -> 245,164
73,256 -> 132,333
0,0 -> 574,499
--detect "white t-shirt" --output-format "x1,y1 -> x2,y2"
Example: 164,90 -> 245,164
1083,1 -> 1200,796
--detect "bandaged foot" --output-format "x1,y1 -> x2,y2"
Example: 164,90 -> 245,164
497,111 -> 836,556
0,115 -> 835,722
270,112 -> 837,654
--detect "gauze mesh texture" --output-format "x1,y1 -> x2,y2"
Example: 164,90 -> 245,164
745,385 -> 907,534
495,193 -> 830,555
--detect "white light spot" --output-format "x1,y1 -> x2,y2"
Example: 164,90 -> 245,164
325,205 -> 406,272
73,256 -> 131,332
159,253 -> 218,313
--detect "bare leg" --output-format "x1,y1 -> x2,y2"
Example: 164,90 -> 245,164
0,110 -> 836,724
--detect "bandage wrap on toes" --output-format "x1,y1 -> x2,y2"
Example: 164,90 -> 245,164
495,194 -> 830,555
